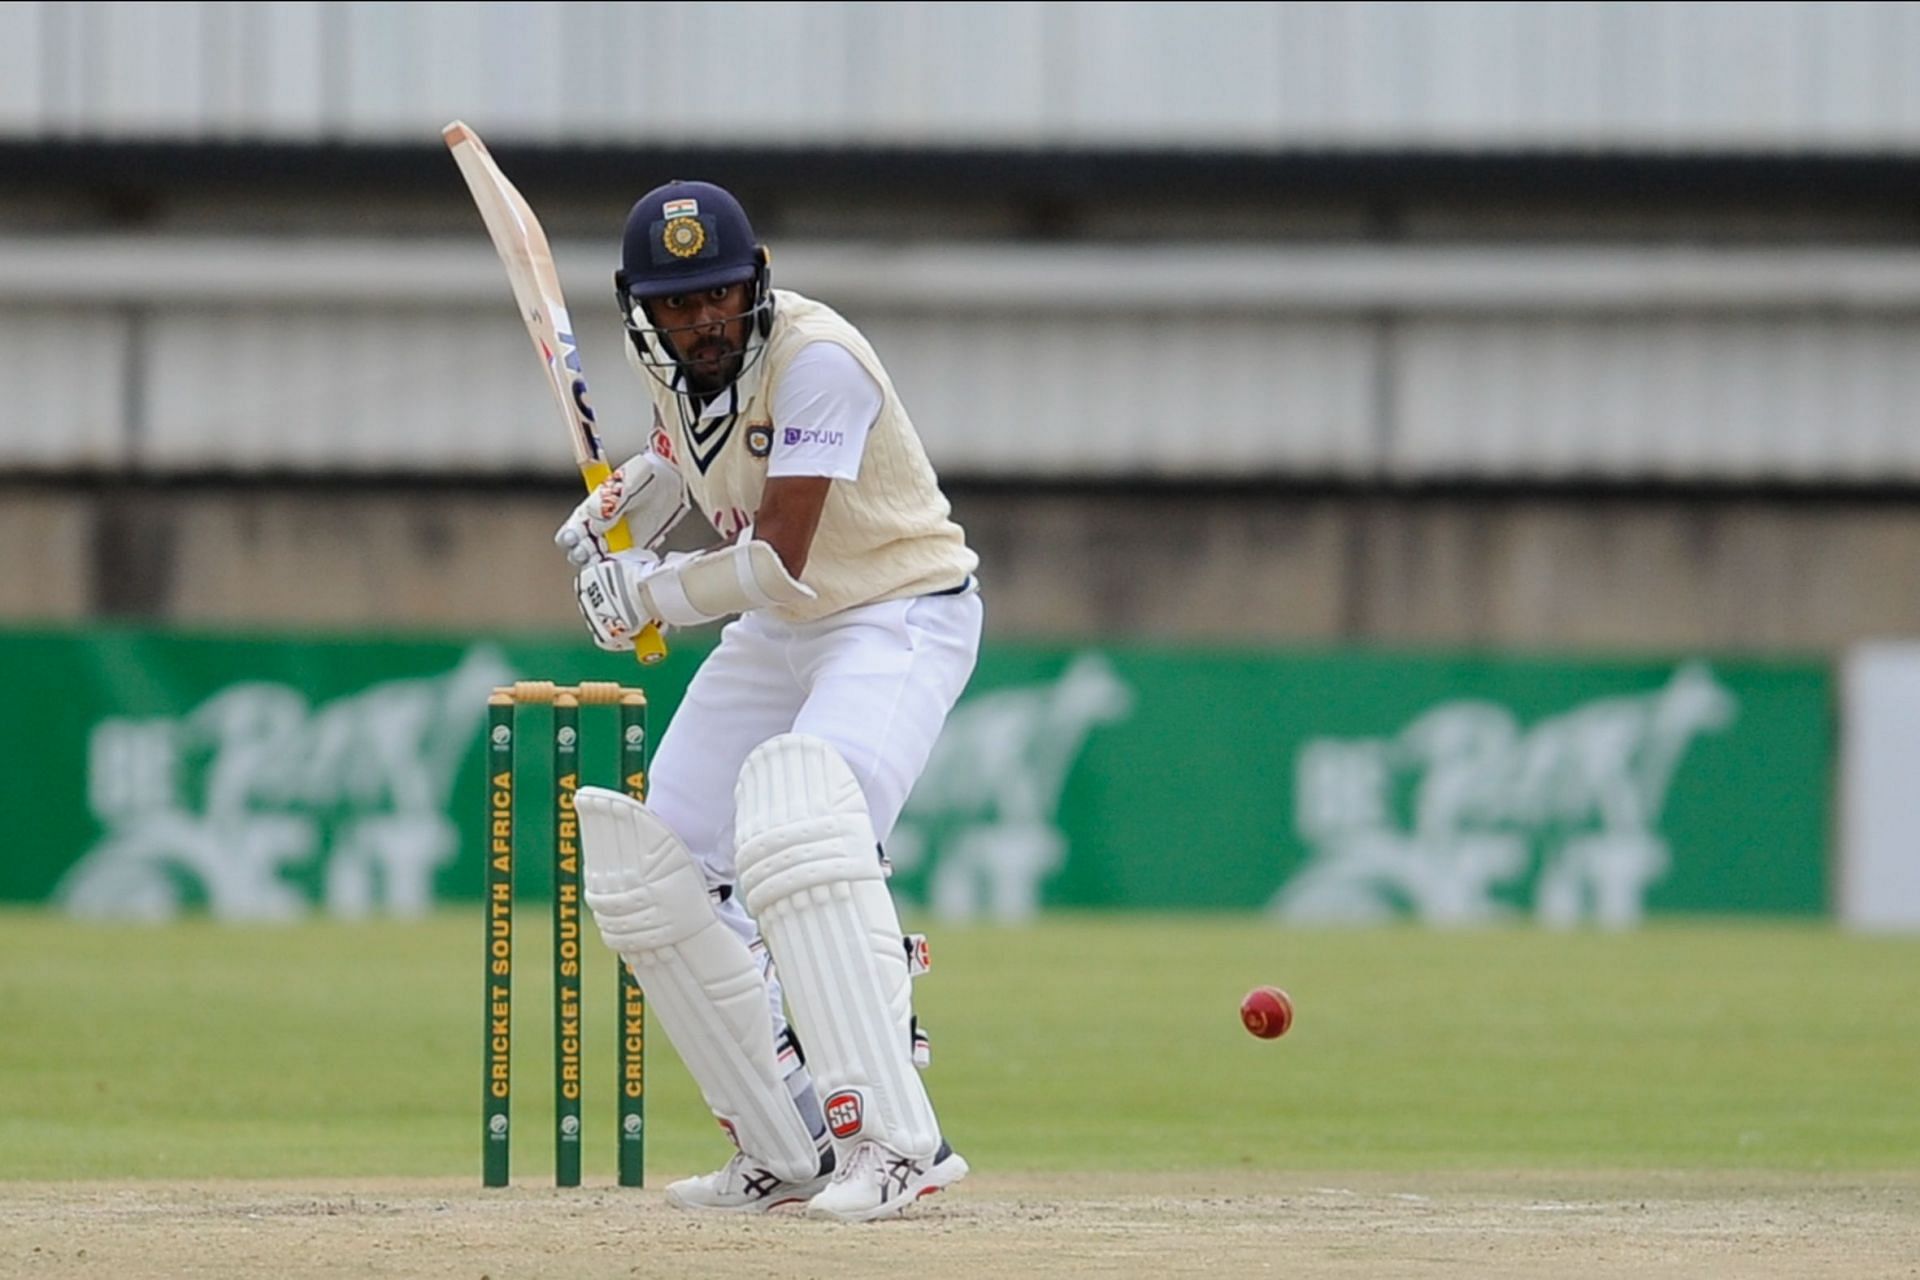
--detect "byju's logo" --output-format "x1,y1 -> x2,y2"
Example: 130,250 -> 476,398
782,427 -> 845,448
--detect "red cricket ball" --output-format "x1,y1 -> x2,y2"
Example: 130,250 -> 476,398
1240,985 -> 1294,1040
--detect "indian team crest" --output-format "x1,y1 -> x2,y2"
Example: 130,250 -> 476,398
662,217 -> 707,259
746,422 -> 773,458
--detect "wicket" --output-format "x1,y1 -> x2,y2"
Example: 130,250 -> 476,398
482,680 -> 648,1188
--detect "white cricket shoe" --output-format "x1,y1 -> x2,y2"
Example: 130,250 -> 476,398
665,1149 -> 833,1214
806,1139 -> 968,1223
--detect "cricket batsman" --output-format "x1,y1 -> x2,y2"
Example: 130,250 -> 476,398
554,180 -> 980,1221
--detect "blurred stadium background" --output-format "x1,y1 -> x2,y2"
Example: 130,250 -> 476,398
4,2 -> 1920,909
5,1 -> 1920,930
5,0 -> 1918,932
8,0 -> 1920,647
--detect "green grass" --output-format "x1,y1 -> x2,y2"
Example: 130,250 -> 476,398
1,911 -> 1916,1180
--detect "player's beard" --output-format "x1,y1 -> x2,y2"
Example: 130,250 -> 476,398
680,337 -> 744,393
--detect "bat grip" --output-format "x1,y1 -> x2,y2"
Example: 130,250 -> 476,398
582,461 -> 669,667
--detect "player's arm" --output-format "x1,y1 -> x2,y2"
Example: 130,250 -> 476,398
753,476 -> 832,578
751,341 -> 881,576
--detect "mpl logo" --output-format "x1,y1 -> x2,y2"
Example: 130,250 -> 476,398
825,1090 -> 864,1139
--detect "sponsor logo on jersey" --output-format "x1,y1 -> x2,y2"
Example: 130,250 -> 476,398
746,422 -> 772,457
782,427 -> 845,449
650,423 -> 675,463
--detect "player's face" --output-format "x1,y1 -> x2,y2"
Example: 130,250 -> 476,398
649,282 -> 755,391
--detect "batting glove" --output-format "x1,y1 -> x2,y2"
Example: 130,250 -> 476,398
573,550 -> 671,652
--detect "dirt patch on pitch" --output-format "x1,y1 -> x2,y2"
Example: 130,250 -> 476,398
2,1170 -> 1915,1278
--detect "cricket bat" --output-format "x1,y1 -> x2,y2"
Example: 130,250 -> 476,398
443,119 -> 668,666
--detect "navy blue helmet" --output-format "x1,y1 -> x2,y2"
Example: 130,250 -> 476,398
614,180 -> 773,396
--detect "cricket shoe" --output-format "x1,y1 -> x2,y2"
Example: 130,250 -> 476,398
665,1147 -> 834,1214
806,1139 -> 968,1223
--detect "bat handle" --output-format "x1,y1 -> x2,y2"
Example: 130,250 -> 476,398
582,461 -> 669,667
631,623 -> 669,666
633,625 -> 669,666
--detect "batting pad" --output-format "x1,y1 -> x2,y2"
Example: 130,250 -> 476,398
734,736 -> 940,1161
575,786 -> 819,1181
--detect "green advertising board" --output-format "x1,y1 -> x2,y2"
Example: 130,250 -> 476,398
0,627 -> 1831,924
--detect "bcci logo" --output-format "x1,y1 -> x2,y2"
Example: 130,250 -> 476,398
662,217 -> 707,259
557,726 -> 577,748
489,1115 -> 509,1138
491,725 -> 511,746
825,1090 -> 864,1140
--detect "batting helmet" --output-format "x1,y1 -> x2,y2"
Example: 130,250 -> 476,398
613,180 -> 774,395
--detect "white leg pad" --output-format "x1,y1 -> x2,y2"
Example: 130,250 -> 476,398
575,786 -> 819,1182
734,735 -> 940,1161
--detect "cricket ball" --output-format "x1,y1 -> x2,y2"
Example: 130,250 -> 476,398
1240,985 -> 1293,1040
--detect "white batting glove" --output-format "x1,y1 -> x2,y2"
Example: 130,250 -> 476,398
573,550 -> 666,652
554,451 -> 690,567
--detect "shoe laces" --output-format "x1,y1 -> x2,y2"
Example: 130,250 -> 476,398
837,1140 -> 919,1193
827,1141 -> 873,1185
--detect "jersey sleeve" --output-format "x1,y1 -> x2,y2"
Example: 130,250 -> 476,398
767,341 -> 883,482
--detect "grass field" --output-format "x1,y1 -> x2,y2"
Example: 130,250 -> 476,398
2,910 -> 1918,1276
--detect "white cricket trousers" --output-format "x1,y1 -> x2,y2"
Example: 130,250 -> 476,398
644,585 -> 983,1046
